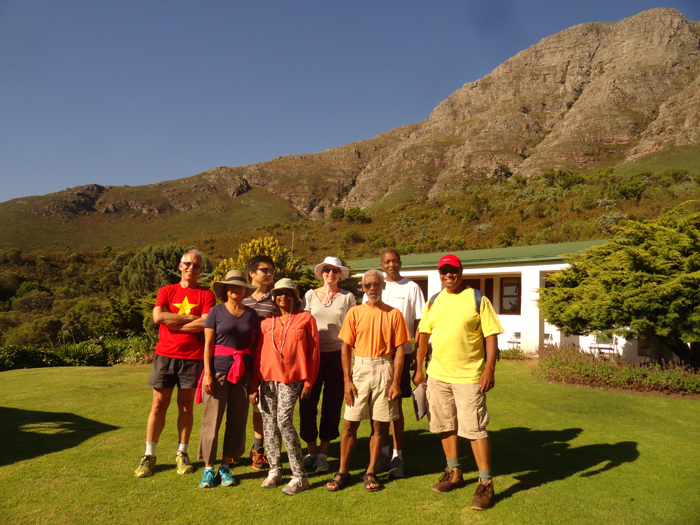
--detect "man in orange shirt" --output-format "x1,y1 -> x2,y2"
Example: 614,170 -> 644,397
325,269 -> 409,492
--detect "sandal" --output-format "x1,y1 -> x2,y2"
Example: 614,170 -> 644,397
364,471 -> 381,492
326,472 -> 351,492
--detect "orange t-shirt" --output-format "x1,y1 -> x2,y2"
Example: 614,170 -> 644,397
338,302 -> 409,357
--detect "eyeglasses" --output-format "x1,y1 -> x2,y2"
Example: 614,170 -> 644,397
323,268 -> 341,274
257,267 -> 275,275
182,262 -> 202,270
362,282 -> 382,289
439,265 -> 461,275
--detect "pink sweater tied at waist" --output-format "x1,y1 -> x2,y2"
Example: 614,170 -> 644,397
195,345 -> 250,404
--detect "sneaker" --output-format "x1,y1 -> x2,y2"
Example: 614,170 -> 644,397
175,452 -> 194,475
199,468 -> 219,488
432,467 -> 465,492
388,456 -> 404,479
218,466 -> 238,487
302,454 -> 317,470
281,475 -> 309,496
251,447 -> 270,470
134,455 -> 156,478
313,457 -> 330,473
471,479 -> 495,510
261,469 -> 283,489
367,453 -> 391,473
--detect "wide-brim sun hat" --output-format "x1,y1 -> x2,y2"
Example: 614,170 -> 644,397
271,278 -> 301,304
314,256 -> 350,281
213,269 -> 257,298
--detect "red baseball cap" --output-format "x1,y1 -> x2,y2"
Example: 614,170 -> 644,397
438,254 -> 462,269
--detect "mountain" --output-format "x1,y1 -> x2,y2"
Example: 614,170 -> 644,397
1,7 -> 699,252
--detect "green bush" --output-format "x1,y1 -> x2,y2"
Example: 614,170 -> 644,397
499,347 -> 528,360
52,340 -> 109,366
102,335 -> 154,364
537,344 -> 700,394
0,345 -> 65,371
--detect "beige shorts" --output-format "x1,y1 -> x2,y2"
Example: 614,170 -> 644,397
426,376 -> 489,440
344,355 -> 398,423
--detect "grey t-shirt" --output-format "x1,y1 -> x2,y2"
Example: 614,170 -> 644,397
302,288 -> 356,353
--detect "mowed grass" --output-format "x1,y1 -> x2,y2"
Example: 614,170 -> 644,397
1,362 -> 699,525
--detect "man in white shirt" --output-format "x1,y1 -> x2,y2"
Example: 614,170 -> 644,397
364,249 -> 425,479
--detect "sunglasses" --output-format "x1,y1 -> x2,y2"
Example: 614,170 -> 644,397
276,290 -> 296,297
257,267 -> 275,275
323,268 -> 341,274
439,265 -> 461,275
182,262 -> 202,270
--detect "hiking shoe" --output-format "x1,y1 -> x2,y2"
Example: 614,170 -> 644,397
218,466 -> 237,487
302,454 -> 317,470
432,467 -> 465,492
251,447 -> 269,470
175,452 -> 194,475
199,469 -> 219,488
471,479 -> 495,510
261,469 -> 283,489
282,475 -> 309,496
314,457 -> 330,473
388,456 -> 404,479
134,455 -> 156,478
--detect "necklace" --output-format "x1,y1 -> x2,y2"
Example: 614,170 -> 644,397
271,313 -> 293,358
321,285 -> 339,307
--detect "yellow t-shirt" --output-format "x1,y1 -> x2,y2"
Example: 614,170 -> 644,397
418,287 -> 504,384
338,302 -> 410,358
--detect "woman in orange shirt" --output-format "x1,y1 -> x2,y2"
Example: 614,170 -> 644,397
250,278 -> 320,495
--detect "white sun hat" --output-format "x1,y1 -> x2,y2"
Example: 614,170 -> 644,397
314,256 -> 350,281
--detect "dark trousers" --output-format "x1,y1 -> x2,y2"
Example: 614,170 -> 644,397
299,350 -> 345,443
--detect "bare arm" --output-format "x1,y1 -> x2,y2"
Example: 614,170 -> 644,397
388,347 -> 404,401
153,307 -> 206,332
203,327 -> 215,395
341,341 -> 357,407
413,331 -> 429,387
479,334 -> 498,393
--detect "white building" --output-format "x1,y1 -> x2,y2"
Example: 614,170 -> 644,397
349,240 -> 655,364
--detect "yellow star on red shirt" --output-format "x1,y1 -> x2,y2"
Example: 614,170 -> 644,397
174,297 -> 197,315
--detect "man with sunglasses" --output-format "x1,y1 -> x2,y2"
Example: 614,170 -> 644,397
242,255 -> 279,469
414,254 -> 503,511
135,250 -> 216,478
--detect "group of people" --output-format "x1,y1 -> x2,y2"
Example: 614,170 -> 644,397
133,247 -> 504,511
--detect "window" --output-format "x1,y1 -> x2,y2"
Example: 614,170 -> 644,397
500,277 -> 521,315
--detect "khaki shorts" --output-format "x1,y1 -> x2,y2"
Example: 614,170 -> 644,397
426,376 -> 489,440
344,355 -> 398,423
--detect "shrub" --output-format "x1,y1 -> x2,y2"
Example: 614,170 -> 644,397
53,340 -> 109,366
329,207 -> 345,220
537,344 -> 700,394
102,335 -> 154,364
499,348 -> 528,360
0,345 -> 65,371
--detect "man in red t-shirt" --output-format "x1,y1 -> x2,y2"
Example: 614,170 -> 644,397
134,250 -> 216,478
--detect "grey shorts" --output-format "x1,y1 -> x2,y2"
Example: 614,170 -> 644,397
147,354 -> 203,389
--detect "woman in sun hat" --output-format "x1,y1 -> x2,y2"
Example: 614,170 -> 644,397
196,269 -> 259,489
249,278 -> 320,495
298,256 -> 357,473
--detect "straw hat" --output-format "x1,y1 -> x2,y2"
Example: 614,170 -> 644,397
212,270 -> 257,298
271,278 -> 301,304
314,256 -> 350,281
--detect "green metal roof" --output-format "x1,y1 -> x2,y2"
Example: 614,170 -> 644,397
347,240 -> 607,271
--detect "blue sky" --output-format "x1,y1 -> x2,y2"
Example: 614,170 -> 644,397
1,1 -> 699,203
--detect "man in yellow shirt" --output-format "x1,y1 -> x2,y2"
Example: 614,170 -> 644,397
414,254 -> 504,511
325,269 -> 409,492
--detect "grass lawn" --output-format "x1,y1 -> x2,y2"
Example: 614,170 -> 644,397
1,362 -> 699,525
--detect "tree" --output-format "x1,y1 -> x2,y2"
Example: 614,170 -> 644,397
212,237 -> 303,283
538,204 -> 700,368
119,244 -> 211,298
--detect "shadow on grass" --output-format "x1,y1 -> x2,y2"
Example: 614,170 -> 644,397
491,427 -> 639,501
0,406 -> 119,466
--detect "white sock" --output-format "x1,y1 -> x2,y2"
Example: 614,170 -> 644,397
318,454 -> 327,461
393,449 -> 402,459
177,443 -> 188,455
145,442 -> 157,456
382,445 -> 391,457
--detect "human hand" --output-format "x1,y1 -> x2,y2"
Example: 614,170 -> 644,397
203,373 -> 215,396
249,392 -> 259,405
344,381 -> 358,407
479,368 -> 495,393
412,370 -> 426,387
301,385 -> 312,399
